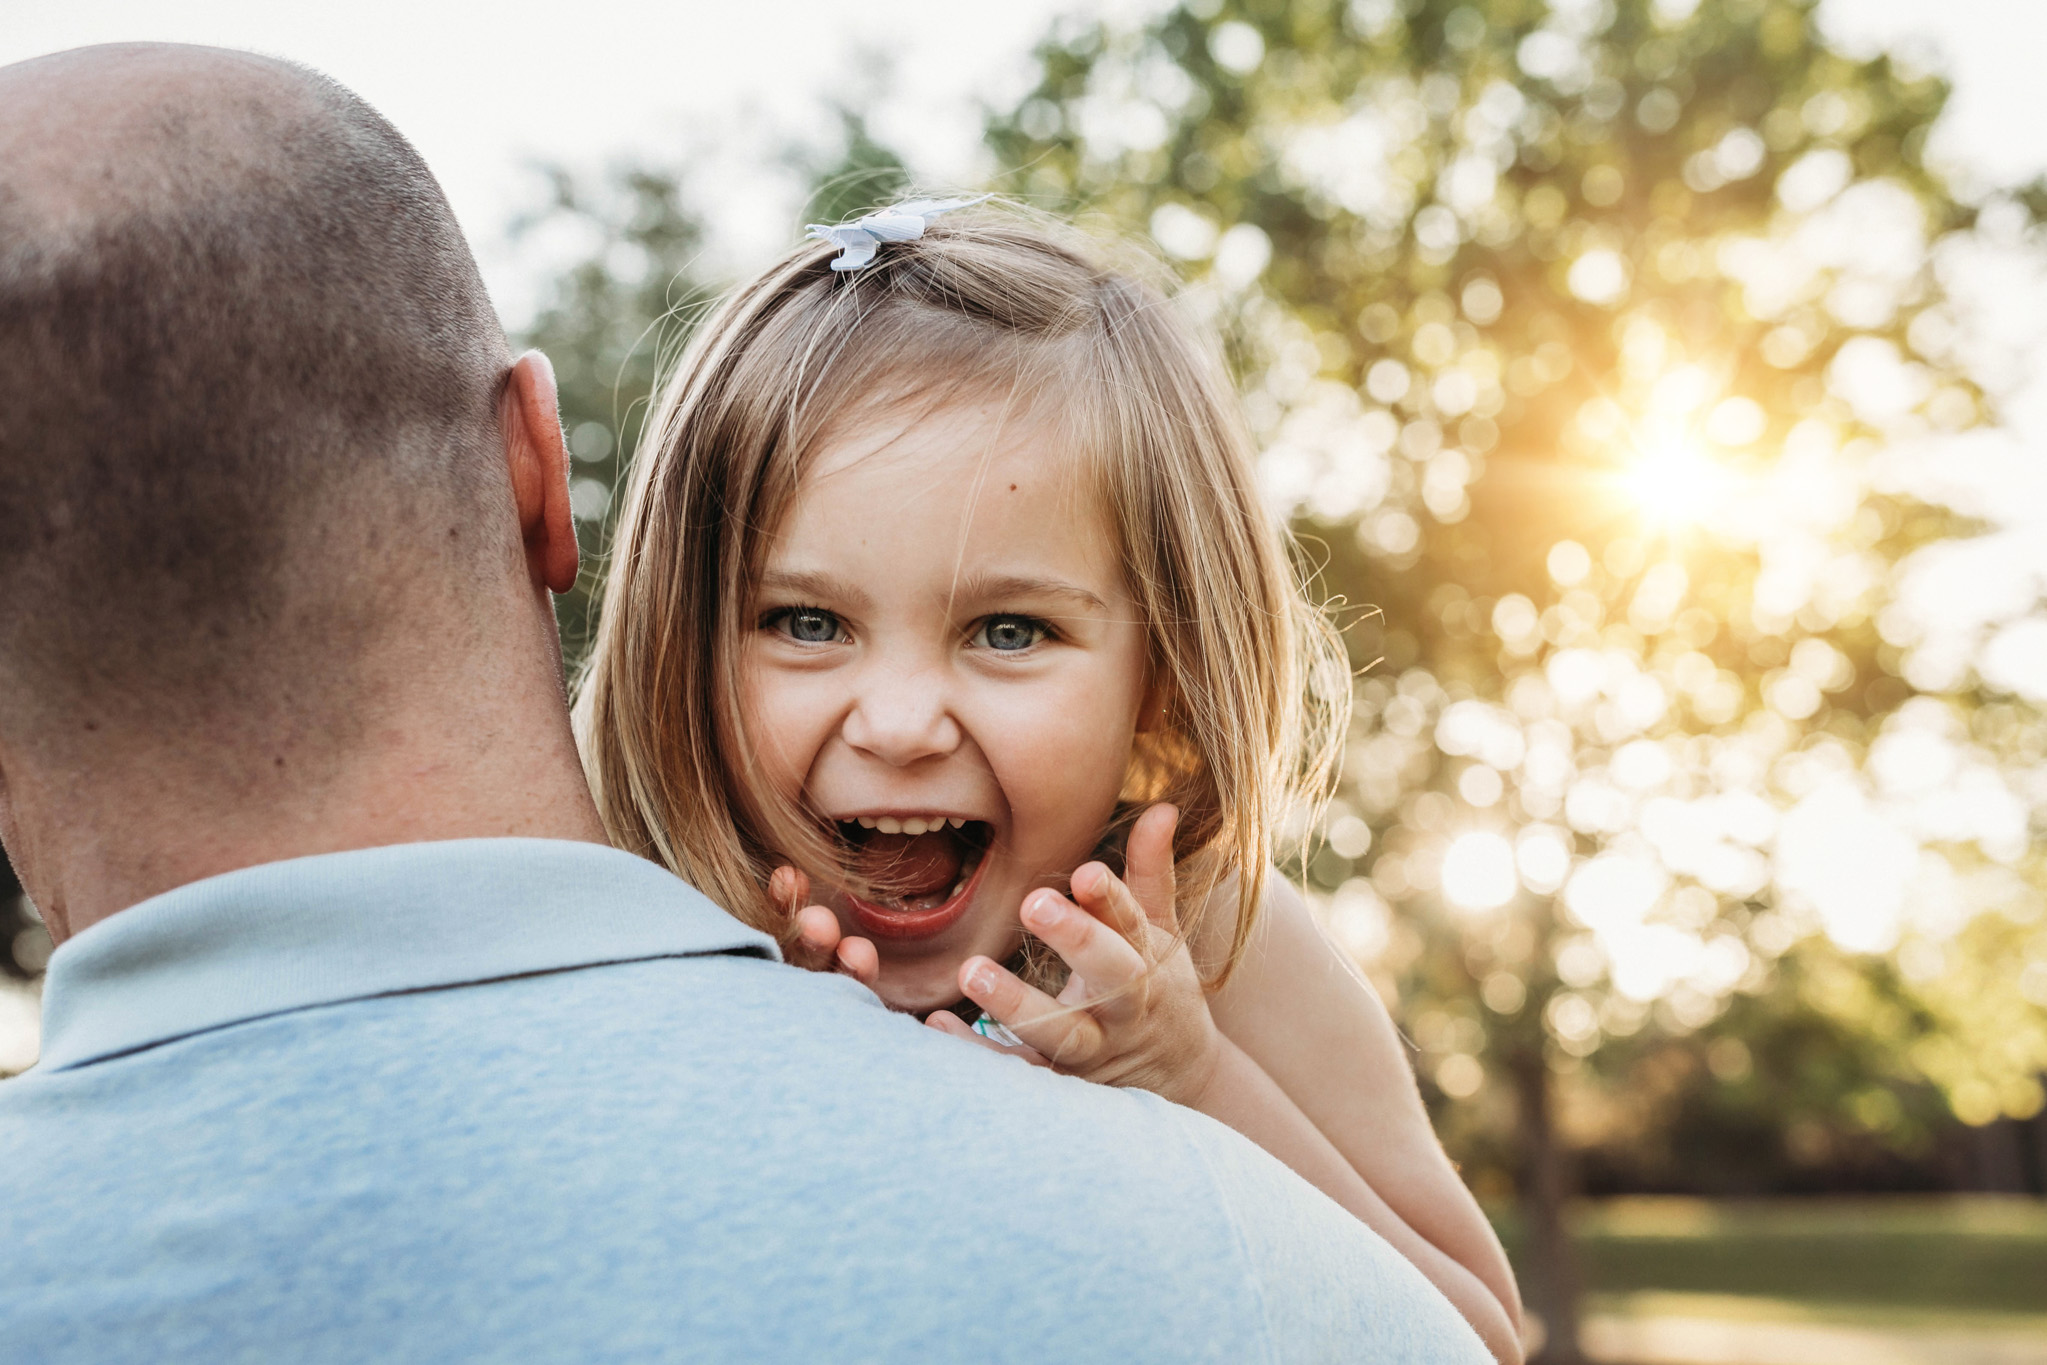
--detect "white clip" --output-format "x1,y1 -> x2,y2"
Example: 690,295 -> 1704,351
805,196 -> 991,272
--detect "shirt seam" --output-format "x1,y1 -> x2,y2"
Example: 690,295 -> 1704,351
42,945 -> 770,1073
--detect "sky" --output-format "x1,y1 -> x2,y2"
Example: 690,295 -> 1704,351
4,0 -> 2044,327
0,0 -> 1112,323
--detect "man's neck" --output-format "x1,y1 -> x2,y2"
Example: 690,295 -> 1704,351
17,661 -> 608,945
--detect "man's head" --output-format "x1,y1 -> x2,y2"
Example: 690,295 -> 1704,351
0,45 -> 594,938
0,44 -> 510,728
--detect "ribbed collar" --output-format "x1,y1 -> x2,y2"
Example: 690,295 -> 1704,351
36,838 -> 777,1072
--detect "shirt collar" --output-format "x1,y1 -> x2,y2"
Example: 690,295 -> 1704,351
36,838 -> 779,1072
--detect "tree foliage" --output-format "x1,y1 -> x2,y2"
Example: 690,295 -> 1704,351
500,4 -> 2047,1221
512,165 -> 716,659
517,102 -> 914,663
984,0 -> 2047,1187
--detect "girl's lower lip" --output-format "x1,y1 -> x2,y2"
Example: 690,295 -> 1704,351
846,849 -> 991,941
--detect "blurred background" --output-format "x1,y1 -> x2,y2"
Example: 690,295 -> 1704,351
4,1 -> 2046,1360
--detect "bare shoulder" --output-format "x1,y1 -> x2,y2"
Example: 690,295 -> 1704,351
1196,865 -> 1363,1017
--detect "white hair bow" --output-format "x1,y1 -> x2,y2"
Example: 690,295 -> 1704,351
805,196 -> 990,272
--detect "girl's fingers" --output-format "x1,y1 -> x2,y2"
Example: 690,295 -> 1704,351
780,906 -> 833,972
1125,803 -> 1181,932
958,955 -> 1104,1069
925,1010 -> 1051,1067
1069,862 -> 1146,941
771,865 -> 812,915
793,904 -> 841,954
791,903 -> 878,985
835,933 -> 879,985
1019,890 -> 1149,1011
1070,864 -> 1160,962
777,868 -> 826,970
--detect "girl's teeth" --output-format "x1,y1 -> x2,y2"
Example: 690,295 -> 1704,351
847,813 -> 978,837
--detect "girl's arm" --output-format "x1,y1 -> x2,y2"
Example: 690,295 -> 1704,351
945,806 -> 1523,1365
1198,872 -> 1523,1360
1182,1033 -> 1522,1365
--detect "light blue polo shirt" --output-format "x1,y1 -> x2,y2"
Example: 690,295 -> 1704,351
0,838 -> 1487,1363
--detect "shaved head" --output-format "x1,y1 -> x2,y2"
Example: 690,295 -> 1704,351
0,44 -> 511,743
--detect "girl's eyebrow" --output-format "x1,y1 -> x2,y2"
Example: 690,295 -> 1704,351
758,568 -> 873,610
953,572 -> 1110,614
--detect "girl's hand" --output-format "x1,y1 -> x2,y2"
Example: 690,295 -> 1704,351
935,804 -> 1224,1109
771,865 -> 879,986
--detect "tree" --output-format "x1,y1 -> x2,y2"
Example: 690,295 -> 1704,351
785,95 -> 915,232
515,95 -> 913,670
983,0 -> 2047,1356
510,164 -> 717,662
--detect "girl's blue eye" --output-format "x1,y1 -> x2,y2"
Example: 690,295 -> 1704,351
770,608 -> 844,644
975,615 -> 1047,652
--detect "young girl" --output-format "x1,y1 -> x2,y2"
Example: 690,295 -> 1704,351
574,201 -> 1523,1363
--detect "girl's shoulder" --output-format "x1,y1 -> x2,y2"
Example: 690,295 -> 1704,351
1189,864 -> 1309,978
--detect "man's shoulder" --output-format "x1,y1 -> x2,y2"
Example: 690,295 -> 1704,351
551,954 -> 1491,1359
0,951 -> 1487,1363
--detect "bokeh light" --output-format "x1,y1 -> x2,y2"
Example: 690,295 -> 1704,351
1622,431 -> 1731,527
1441,831 -> 1519,913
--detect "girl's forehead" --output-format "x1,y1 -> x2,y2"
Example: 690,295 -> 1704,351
799,395 -> 1101,509
764,396 -> 1130,596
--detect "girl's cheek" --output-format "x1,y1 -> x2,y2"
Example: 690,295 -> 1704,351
987,684 -> 1142,824
738,663 -> 829,801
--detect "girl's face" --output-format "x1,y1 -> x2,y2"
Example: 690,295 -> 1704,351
740,397 -> 1152,1015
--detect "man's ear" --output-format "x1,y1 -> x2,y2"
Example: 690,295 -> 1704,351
501,350 -> 580,595
0,750 -> 61,945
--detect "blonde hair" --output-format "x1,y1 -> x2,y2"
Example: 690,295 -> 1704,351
573,202 -> 1346,985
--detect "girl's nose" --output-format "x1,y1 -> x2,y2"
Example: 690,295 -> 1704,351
841,668 -> 962,768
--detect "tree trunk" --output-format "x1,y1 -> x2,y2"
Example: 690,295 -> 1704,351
1968,1117 -> 2028,1193
2030,1101 -> 2047,1197
1512,1044 -> 1585,1365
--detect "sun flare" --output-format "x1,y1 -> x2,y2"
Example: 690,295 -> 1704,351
1622,432 -> 1729,527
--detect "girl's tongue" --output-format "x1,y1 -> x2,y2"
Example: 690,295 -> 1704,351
852,831 -> 966,907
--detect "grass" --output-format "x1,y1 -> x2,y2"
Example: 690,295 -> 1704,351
1582,1290 -> 2047,1336
1494,1196 -> 2047,1321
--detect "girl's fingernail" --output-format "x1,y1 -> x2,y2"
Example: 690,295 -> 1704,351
1021,893 -> 1059,929
965,961 -> 997,995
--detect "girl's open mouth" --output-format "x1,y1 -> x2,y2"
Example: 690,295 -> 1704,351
834,817 -> 992,940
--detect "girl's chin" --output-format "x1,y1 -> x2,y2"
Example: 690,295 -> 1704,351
864,917 -> 1024,1017
826,864 -> 1032,1015
869,955 -> 976,1017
